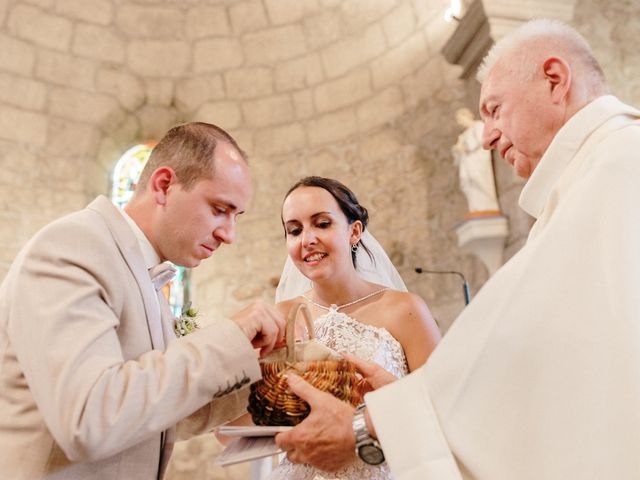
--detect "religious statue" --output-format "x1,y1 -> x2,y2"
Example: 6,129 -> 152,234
452,108 -> 500,215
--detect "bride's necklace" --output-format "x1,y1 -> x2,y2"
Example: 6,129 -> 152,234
302,287 -> 388,314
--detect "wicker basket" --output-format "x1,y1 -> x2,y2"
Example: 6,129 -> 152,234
247,302 -> 362,426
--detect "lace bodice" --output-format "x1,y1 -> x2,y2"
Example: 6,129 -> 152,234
267,310 -> 408,480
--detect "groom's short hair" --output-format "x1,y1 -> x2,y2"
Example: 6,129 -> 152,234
136,122 -> 247,192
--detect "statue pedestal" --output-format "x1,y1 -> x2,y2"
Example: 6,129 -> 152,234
455,214 -> 509,276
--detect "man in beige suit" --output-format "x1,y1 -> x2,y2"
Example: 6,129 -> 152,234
0,122 -> 285,479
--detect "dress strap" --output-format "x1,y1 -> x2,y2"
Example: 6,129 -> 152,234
302,288 -> 388,313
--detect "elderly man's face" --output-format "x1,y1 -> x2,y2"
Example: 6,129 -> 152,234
479,59 -> 564,178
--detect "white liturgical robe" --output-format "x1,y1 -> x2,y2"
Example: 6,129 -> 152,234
367,95 -> 640,480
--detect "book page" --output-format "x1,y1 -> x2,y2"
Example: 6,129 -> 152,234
214,436 -> 283,467
217,425 -> 292,437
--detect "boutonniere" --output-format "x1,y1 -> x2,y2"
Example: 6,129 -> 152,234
174,302 -> 200,337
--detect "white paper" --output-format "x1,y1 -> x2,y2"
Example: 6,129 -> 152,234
214,436 -> 283,467
217,425 -> 292,437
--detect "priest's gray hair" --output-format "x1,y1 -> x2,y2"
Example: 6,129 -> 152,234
476,18 -> 606,93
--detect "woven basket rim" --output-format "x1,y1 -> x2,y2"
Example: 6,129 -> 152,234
247,303 -> 362,426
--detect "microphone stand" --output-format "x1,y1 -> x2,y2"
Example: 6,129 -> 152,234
415,267 -> 471,305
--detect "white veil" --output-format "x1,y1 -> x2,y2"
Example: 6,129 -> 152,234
275,229 -> 407,303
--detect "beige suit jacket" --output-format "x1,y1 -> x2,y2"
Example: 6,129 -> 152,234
0,196 -> 261,479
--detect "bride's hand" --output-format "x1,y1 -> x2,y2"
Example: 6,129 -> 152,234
342,353 -> 398,393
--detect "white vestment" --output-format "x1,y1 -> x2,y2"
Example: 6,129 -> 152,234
366,95 -> 640,480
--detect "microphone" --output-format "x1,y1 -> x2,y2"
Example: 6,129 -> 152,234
415,267 -> 471,305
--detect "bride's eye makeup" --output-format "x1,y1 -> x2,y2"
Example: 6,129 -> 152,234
284,213 -> 333,237
286,225 -> 302,236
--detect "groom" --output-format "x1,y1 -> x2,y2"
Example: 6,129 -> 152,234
0,122 -> 285,479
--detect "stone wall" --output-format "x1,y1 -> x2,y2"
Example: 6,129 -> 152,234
0,0 -> 462,319
0,0 -> 639,479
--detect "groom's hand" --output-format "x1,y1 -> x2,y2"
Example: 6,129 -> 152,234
275,373 -> 357,472
231,300 -> 285,356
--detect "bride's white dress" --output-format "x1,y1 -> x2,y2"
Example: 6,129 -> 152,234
267,309 -> 409,480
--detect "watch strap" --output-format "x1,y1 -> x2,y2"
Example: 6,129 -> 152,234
352,403 -> 385,465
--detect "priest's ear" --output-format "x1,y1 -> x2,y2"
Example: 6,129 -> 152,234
542,56 -> 572,104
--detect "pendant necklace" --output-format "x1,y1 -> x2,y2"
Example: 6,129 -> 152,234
302,287 -> 388,314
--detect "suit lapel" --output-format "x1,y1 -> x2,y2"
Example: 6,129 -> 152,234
87,196 -> 175,476
157,293 -> 177,352
156,291 -> 177,477
87,196 -> 165,351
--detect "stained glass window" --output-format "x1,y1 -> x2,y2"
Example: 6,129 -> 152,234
111,143 -> 191,317
111,143 -> 154,209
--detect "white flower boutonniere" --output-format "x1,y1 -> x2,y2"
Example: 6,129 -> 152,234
174,302 -> 200,338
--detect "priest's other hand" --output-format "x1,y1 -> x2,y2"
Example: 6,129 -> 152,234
275,373 -> 357,472
343,353 -> 398,394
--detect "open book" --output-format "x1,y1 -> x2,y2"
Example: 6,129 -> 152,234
214,426 -> 292,467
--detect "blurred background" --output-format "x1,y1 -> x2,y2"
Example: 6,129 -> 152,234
1,0 -> 638,478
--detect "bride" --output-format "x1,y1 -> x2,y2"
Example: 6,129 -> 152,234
268,176 -> 441,480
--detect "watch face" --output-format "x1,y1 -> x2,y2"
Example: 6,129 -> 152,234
358,444 -> 385,465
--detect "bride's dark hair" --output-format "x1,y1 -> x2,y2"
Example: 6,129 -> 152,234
283,176 -> 373,267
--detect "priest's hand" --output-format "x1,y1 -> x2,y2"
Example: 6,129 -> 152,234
231,300 -> 285,356
275,373 -> 357,472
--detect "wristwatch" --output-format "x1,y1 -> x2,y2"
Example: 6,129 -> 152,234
352,403 -> 385,465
